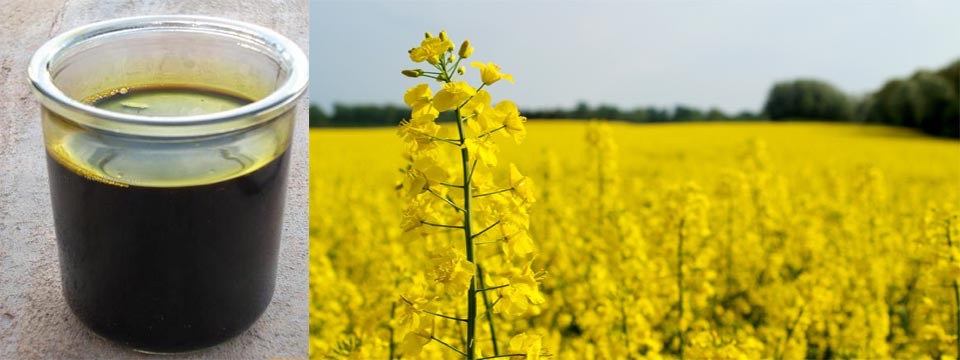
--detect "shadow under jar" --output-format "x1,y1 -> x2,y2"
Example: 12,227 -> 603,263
28,16 -> 308,353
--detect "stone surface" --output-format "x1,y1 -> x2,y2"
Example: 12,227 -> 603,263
0,1 -> 309,358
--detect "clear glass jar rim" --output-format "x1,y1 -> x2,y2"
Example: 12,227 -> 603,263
28,15 -> 308,136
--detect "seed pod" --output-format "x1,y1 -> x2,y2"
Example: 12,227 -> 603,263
458,40 -> 473,59
402,69 -> 424,78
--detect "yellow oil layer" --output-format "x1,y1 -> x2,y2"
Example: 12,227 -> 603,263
44,85 -> 292,188
82,85 -> 256,115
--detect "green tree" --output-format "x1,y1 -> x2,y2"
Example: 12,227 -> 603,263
309,104 -> 328,127
763,79 -> 853,121
673,104 -> 704,121
863,59 -> 959,138
705,107 -> 729,121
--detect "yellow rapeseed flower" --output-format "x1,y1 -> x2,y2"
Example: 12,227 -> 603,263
409,34 -> 454,65
507,333 -> 543,360
397,114 -> 441,152
509,163 -> 536,203
399,317 -> 433,357
495,265 -> 544,316
398,276 -> 431,332
411,156 -> 452,186
463,90 -> 493,132
403,84 -> 439,118
400,196 -> 438,232
430,247 -> 476,296
463,138 -> 498,167
500,222 -> 534,259
432,81 -> 476,111
497,100 -> 527,143
471,61 -> 514,85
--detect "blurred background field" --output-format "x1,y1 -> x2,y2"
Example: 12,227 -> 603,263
309,121 -> 960,358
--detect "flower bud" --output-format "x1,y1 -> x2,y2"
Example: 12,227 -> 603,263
402,69 -> 424,78
458,40 -> 473,58
424,32 -> 433,39
457,66 -> 465,75
439,30 -> 448,42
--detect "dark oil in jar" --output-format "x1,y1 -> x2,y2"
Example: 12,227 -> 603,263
47,86 -> 289,352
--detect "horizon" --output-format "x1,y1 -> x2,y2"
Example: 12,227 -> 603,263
309,1 -> 960,114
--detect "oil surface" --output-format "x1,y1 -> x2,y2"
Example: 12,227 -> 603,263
48,87 -> 288,352
89,86 -> 252,116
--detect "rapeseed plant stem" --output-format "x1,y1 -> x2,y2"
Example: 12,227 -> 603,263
474,188 -> 514,198
421,221 -> 464,229
472,221 -> 501,239
947,217 -> 960,359
477,284 -> 511,292
433,336 -> 469,357
776,306 -> 805,360
427,188 -> 466,212
452,75 -> 480,360
478,265 -> 501,356
478,125 -> 507,138
677,217 -> 686,360
467,159 -> 478,183
389,302 -> 396,359
422,309 -> 469,322
475,238 -> 506,246
478,354 -> 527,360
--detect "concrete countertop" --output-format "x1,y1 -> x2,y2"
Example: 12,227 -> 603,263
0,1 -> 308,358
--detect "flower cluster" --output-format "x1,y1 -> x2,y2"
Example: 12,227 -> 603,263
396,31 -> 545,359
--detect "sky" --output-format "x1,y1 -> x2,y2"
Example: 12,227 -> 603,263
309,0 -> 960,114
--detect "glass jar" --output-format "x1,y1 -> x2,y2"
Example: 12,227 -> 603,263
28,15 -> 307,353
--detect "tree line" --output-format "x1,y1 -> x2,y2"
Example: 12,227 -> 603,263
311,58 -> 959,138
308,102 -> 761,128
763,59 -> 958,138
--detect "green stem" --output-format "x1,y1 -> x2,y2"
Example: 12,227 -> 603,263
427,188 -> 465,213
475,237 -> 506,246
947,217 -> 960,359
409,127 -> 460,145
421,221 -> 463,229
776,306 -> 805,360
478,265 -> 500,356
478,125 -> 507,139
478,354 -> 528,360
422,309 -> 468,322
474,188 -> 513,198
620,299 -> 630,355
466,159 -> 478,185
472,221 -> 501,239
477,283 -> 510,293
677,217 -> 686,360
461,112 -> 478,122
432,336 -> 468,357
456,84 -> 487,110
389,301 -> 397,359
452,57 -> 463,77
452,72 -> 479,360
425,135 -> 461,146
